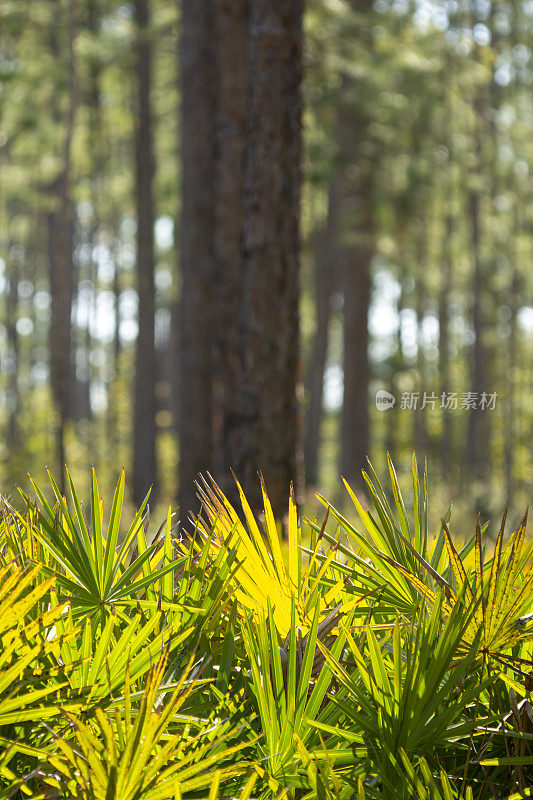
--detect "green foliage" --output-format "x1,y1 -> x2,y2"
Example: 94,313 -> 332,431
14,468 -> 176,620
312,597 -> 494,797
1,460 -> 532,798
41,652 -> 251,799
0,562 -> 80,793
240,599 -> 358,793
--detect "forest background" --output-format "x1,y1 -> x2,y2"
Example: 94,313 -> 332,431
0,0 -> 531,532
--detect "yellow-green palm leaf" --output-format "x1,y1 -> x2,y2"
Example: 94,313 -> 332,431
190,476 -> 348,638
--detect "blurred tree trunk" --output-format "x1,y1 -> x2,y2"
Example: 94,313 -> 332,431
339,0 -> 374,489
439,207 -> 453,480
48,0 -> 78,492
211,0 -> 246,507
438,70 -> 455,482
133,0 -> 157,508
304,186 -> 338,487
178,1 -> 216,518
414,230 -> 427,458
74,0 -> 103,429
6,246 -> 20,451
341,204 -> 372,487
232,0 -> 304,519
465,178 -> 490,482
465,9 -> 491,491
504,3 -> 525,503
386,274 -> 405,462
505,262 -> 520,501
108,228 -> 123,456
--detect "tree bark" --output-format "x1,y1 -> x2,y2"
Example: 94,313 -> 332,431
304,187 -> 338,487
6,247 -> 20,451
465,13 -> 491,493
438,62 -> 455,482
73,0 -> 103,429
414,230 -> 427,459
178,1 -> 216,518
178,0 -> 303,520
48,0 -> 78,491
386,276 -> 405,463
465,182 -> 490,483
232,0 -> 304,518
133,0 -> 157,508
339,0 -> 375,489
340,207 -> 372,487
439,207 -> 453,480
211,0 -> 247,507
505,265 -> 519,501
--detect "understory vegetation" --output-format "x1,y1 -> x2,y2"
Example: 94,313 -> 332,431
1,456 -> 532,799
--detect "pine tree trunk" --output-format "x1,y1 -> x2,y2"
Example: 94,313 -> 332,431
339,0 -> 374,489
466,183 -> 490,483
439,208 -> 453,480
48,202 -> 72,489
133,0 -> 157,508
75,0 -> 102,428
386,277 -> 405,463
6,248 -> 20,451
304,186 -> 339,487
505,265 -> 519,501
339,112 -> 374,488
211,0 -> 247,507
465,14 -> 491,493
48,0 -> 78,491
414,232 -> 427,459
108,216 -> 123,462
341,220 -> 372,487
233,0 -> 304,518
178,1 -> 216,518
439,68 -> 455,482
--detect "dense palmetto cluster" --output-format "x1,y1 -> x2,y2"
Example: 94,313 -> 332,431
0,458 -> 532,799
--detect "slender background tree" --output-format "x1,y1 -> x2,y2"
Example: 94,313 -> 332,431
133,0 -> 157,508
178,0 -> 216,518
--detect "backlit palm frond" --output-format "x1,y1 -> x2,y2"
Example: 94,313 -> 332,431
310,596 -> 494,798
190,475 -> 350,640
42,651 -> 252,800
315,453 -> 476,616
0,563 -> 83,792
14,469 -> 181,623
